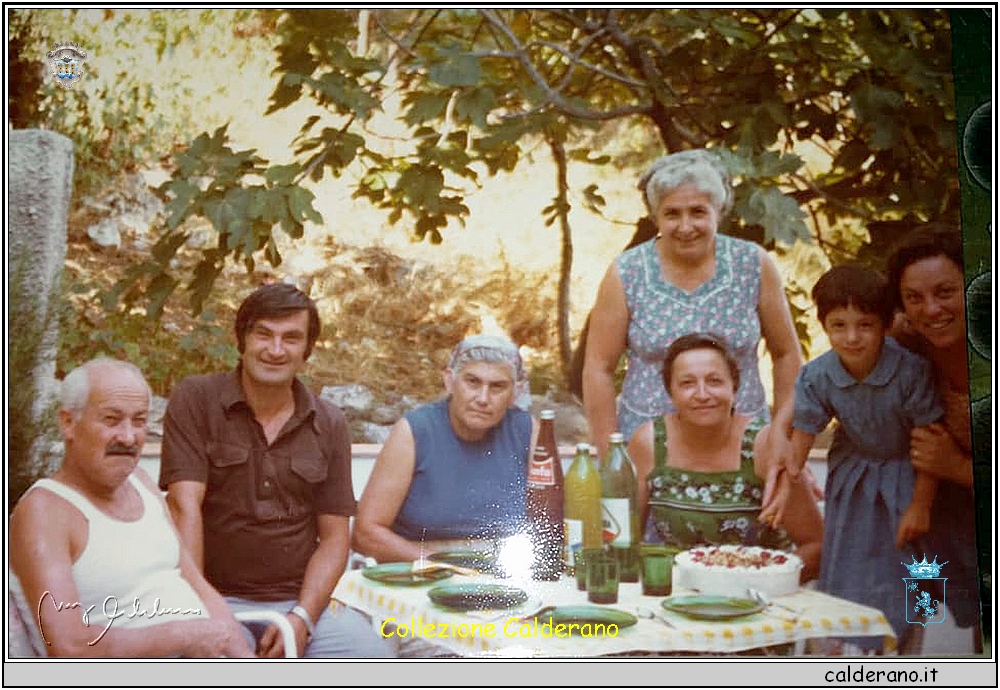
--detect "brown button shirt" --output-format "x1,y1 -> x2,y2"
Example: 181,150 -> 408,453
159,369 -> 356,600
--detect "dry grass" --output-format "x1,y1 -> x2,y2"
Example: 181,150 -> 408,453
302,238 -> 560,403
59,160 -> 626,407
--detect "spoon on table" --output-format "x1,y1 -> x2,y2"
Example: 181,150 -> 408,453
746,588 -> 800,621
634,606 -> 676,629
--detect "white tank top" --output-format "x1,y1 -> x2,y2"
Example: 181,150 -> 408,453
29,475 -> 208,629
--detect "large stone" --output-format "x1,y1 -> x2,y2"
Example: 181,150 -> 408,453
357,421 -> 393,445
146,395 -> 169,438
86,218 -> 122,248
8,130 -> 74,477
320,384 -> 375,413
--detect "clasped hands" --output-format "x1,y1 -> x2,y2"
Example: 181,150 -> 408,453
758,434 -> 823,529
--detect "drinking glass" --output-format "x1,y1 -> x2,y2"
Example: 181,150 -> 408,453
586,551 -> 620,604
640,544 -> 675,596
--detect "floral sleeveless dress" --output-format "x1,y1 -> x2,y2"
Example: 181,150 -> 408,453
643,416 -> 791,550
615,234 -> 766,441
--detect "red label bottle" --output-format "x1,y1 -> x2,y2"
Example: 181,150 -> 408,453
526,409 -> 565,580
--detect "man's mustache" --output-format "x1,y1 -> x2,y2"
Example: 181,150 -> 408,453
105,442 -> 141,456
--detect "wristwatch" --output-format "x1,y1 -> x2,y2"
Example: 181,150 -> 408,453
289,604 -> 316,639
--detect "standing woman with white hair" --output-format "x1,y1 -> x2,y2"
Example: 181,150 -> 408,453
582,149 -> 802,467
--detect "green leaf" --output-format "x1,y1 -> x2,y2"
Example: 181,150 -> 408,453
286,185 -> 321,224
187,258 -> 223,317
162,179 -> 200,230
754,150 -> 804,178
850,83 -> 905,149
398,165 -> 444,209
151,231 -> 189,265
265,163 -> 302,186
414,213 -> 446,243
145,272 -> 179,321
749,186 -> 811,245
326,130 -> 365,169
403,92 -> 449,126
267,73 -> 304,115
428,54 -> 481,87
264,238 -> 283,267
834,139 -> 872,171
569,149 -> 611,165
202,188 -> 250,236
582,183 -> 606,213
709,15 -> 760,44
454,88 -> 496,129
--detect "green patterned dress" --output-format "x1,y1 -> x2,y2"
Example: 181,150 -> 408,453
643,416 -> 792,550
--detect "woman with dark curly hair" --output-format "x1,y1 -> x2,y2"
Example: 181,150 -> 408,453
886,224 -> 983,652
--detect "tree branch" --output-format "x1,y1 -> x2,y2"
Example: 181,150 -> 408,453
295,10 -> 441,185
476,9 -> 654,121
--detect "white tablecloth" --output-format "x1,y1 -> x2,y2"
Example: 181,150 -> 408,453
334,570 -> 896,657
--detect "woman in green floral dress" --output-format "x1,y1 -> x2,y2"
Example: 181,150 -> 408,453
627,333 -> 823,582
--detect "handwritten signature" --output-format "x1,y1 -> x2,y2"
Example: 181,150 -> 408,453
37,591 -> 202,646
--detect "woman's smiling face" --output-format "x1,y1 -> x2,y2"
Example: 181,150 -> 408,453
654,186 -> 719,263
668,347 -> 737,427
899,254 -> 967,351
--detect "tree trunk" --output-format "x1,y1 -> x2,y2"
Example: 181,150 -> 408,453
548,135 -> 573,374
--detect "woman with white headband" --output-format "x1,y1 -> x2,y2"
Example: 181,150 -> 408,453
352,334 -> 538,564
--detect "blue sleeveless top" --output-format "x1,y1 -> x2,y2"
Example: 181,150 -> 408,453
392,399 -> 533,541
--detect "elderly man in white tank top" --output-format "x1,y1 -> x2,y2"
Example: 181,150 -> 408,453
9,358 -> 252,657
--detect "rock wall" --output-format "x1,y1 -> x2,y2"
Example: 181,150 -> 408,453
8,130 -> 74,475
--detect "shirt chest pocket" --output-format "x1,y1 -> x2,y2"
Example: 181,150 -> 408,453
259,451 -> 328,520
207,441 -> 251,477
204,441 -> 253,512
288,453 -> 328,485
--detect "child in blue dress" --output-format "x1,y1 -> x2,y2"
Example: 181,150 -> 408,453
764,264 -> 943,653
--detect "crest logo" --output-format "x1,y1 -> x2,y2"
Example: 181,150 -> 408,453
47,43 -> 87,89
901,555 -> 948,627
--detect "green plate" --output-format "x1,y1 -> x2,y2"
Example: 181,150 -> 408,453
526,605 -> 638,631
428,583 -> 528,611
428,550 -> 500,574
362,562 -> 454,586
661,595 -> 766,621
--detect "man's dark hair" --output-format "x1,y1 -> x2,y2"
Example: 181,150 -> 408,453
235,283 -> 321,359
812,264 -> 894,327
662,332 -> 741,393
885,223 -> 964,312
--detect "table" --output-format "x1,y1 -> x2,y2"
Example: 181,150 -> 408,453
334,569 -> 897,657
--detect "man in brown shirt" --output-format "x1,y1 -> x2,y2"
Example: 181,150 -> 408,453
160,283 -> 394,658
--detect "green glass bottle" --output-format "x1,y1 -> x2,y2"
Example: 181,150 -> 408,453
599,432 -> 640,582
564,442 -> 602,586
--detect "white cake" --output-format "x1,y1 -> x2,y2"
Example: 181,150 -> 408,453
671,545 -> 802,599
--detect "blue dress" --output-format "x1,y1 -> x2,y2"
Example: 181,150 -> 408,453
392,399 -> 532,541
616,234 -> 767,441
793,337 -> 942,646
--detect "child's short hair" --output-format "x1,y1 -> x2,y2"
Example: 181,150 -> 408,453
812,264 -> 894,326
